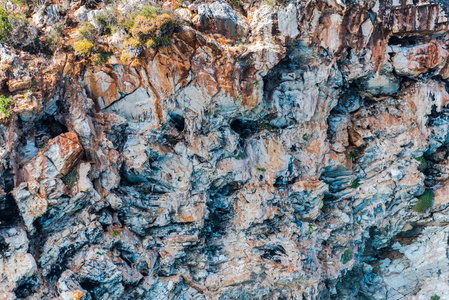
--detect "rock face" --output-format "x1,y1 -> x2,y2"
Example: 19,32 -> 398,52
1,0 -> 449,299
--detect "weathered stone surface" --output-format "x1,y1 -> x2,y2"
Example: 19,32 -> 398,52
3,0 -> 449,299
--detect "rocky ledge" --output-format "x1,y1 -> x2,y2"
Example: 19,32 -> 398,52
1,0 -> 449,299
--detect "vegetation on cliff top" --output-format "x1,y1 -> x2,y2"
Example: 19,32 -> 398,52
69,3 -> 178,63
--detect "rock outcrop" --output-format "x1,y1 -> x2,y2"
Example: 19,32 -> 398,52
1,0 -> 449,299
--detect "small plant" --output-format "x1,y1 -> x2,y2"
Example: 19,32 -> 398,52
233,151 -> 247,160
350,179 -> 360,189
91,51 -> 113,65
155,34 -> 171,47
95,12 -> 118,36
230,0 -> 242,8
253,81 -> 259,87
349,150 -> 360,159
342,249 -> 352,264
130,13 -> 176,43
62,169 -> 78,189
412,189 -> 434,213
73,40 -> 94,55
431,295 -> 441,300
120,50 -> 134,62
265,0 -> 289,6
0,8 -> 12,44
77,22 -> 97,43
302,135 -> 308,141
0,95 -> 12,119
256,167 -> 266,172
308,224 -> 314,233
113,230 -> 120,237
258,123 -> 273,131
137,214 -> 142,218
415,156 -> 428,172
96,252 -> 103,255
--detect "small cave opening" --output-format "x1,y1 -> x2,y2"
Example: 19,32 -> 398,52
201,182 -> 241,241
230,119 -> 259,138
0,169 -> 21,229
169,113 -> 185,132
33,114 -> 68,148
79,278 -> 99,292
258,244 -> 287,264
46,244 -> 76,282
274,176 -> 298,187
13,275 -> 38,299
388,35 -> 420,47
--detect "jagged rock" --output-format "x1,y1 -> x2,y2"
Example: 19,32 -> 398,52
57,270 -> 92,300
391,42 -> 449,77
71,247 -> 124,300
12,132 -> 84,231
74,6 -> 88,23
0,252 -> 37,295
3,0 -> 449,299
362,74 -> 400,96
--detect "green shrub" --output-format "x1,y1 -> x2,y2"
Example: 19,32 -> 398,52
431,295 -> 441,300
95,11 -> 118,36
230,0 -> 242,8
415,156 -> 427,172
62,169 -> 78,189
73,40 -> 94,55
120,10 -> 177,59
78,22 -> 97,43
46,24 -> 63,48
91,51 -> 113,65
130,13 -> 176,43
233,151 -> 246,160
0,9 -> 38,49
155,34 -> 171,47
342,249 -> 352,264
0,95 -> 12,119
349,150 -> 360,159
120,49 -> 134,62
258,123 -> 273,131
413,189 -> 434,213
350,179 -> 360,189
119,4 -> 160,30
265,0 -> 289,6
0,8 -> 12,43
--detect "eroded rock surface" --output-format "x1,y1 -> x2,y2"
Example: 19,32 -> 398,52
1,0 -> 449,299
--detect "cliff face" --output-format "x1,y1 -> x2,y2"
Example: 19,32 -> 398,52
1,0 -> 449,299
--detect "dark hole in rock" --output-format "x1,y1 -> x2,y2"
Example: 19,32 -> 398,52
274,176 -> 298,187
0,194 -> 20,228
34,115 -> 68,148
388,35 -> 420,47
46,244 -> 76,282
211,182 -> 241,197
13,275 -> 38,299
169,113 -> 185,132
79,278 -> 99,291
259,244 -> 287,264
230,119 -> 258,138
0,235 -> 8,254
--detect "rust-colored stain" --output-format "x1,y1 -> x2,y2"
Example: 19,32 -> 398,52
73,291 -> 84,300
